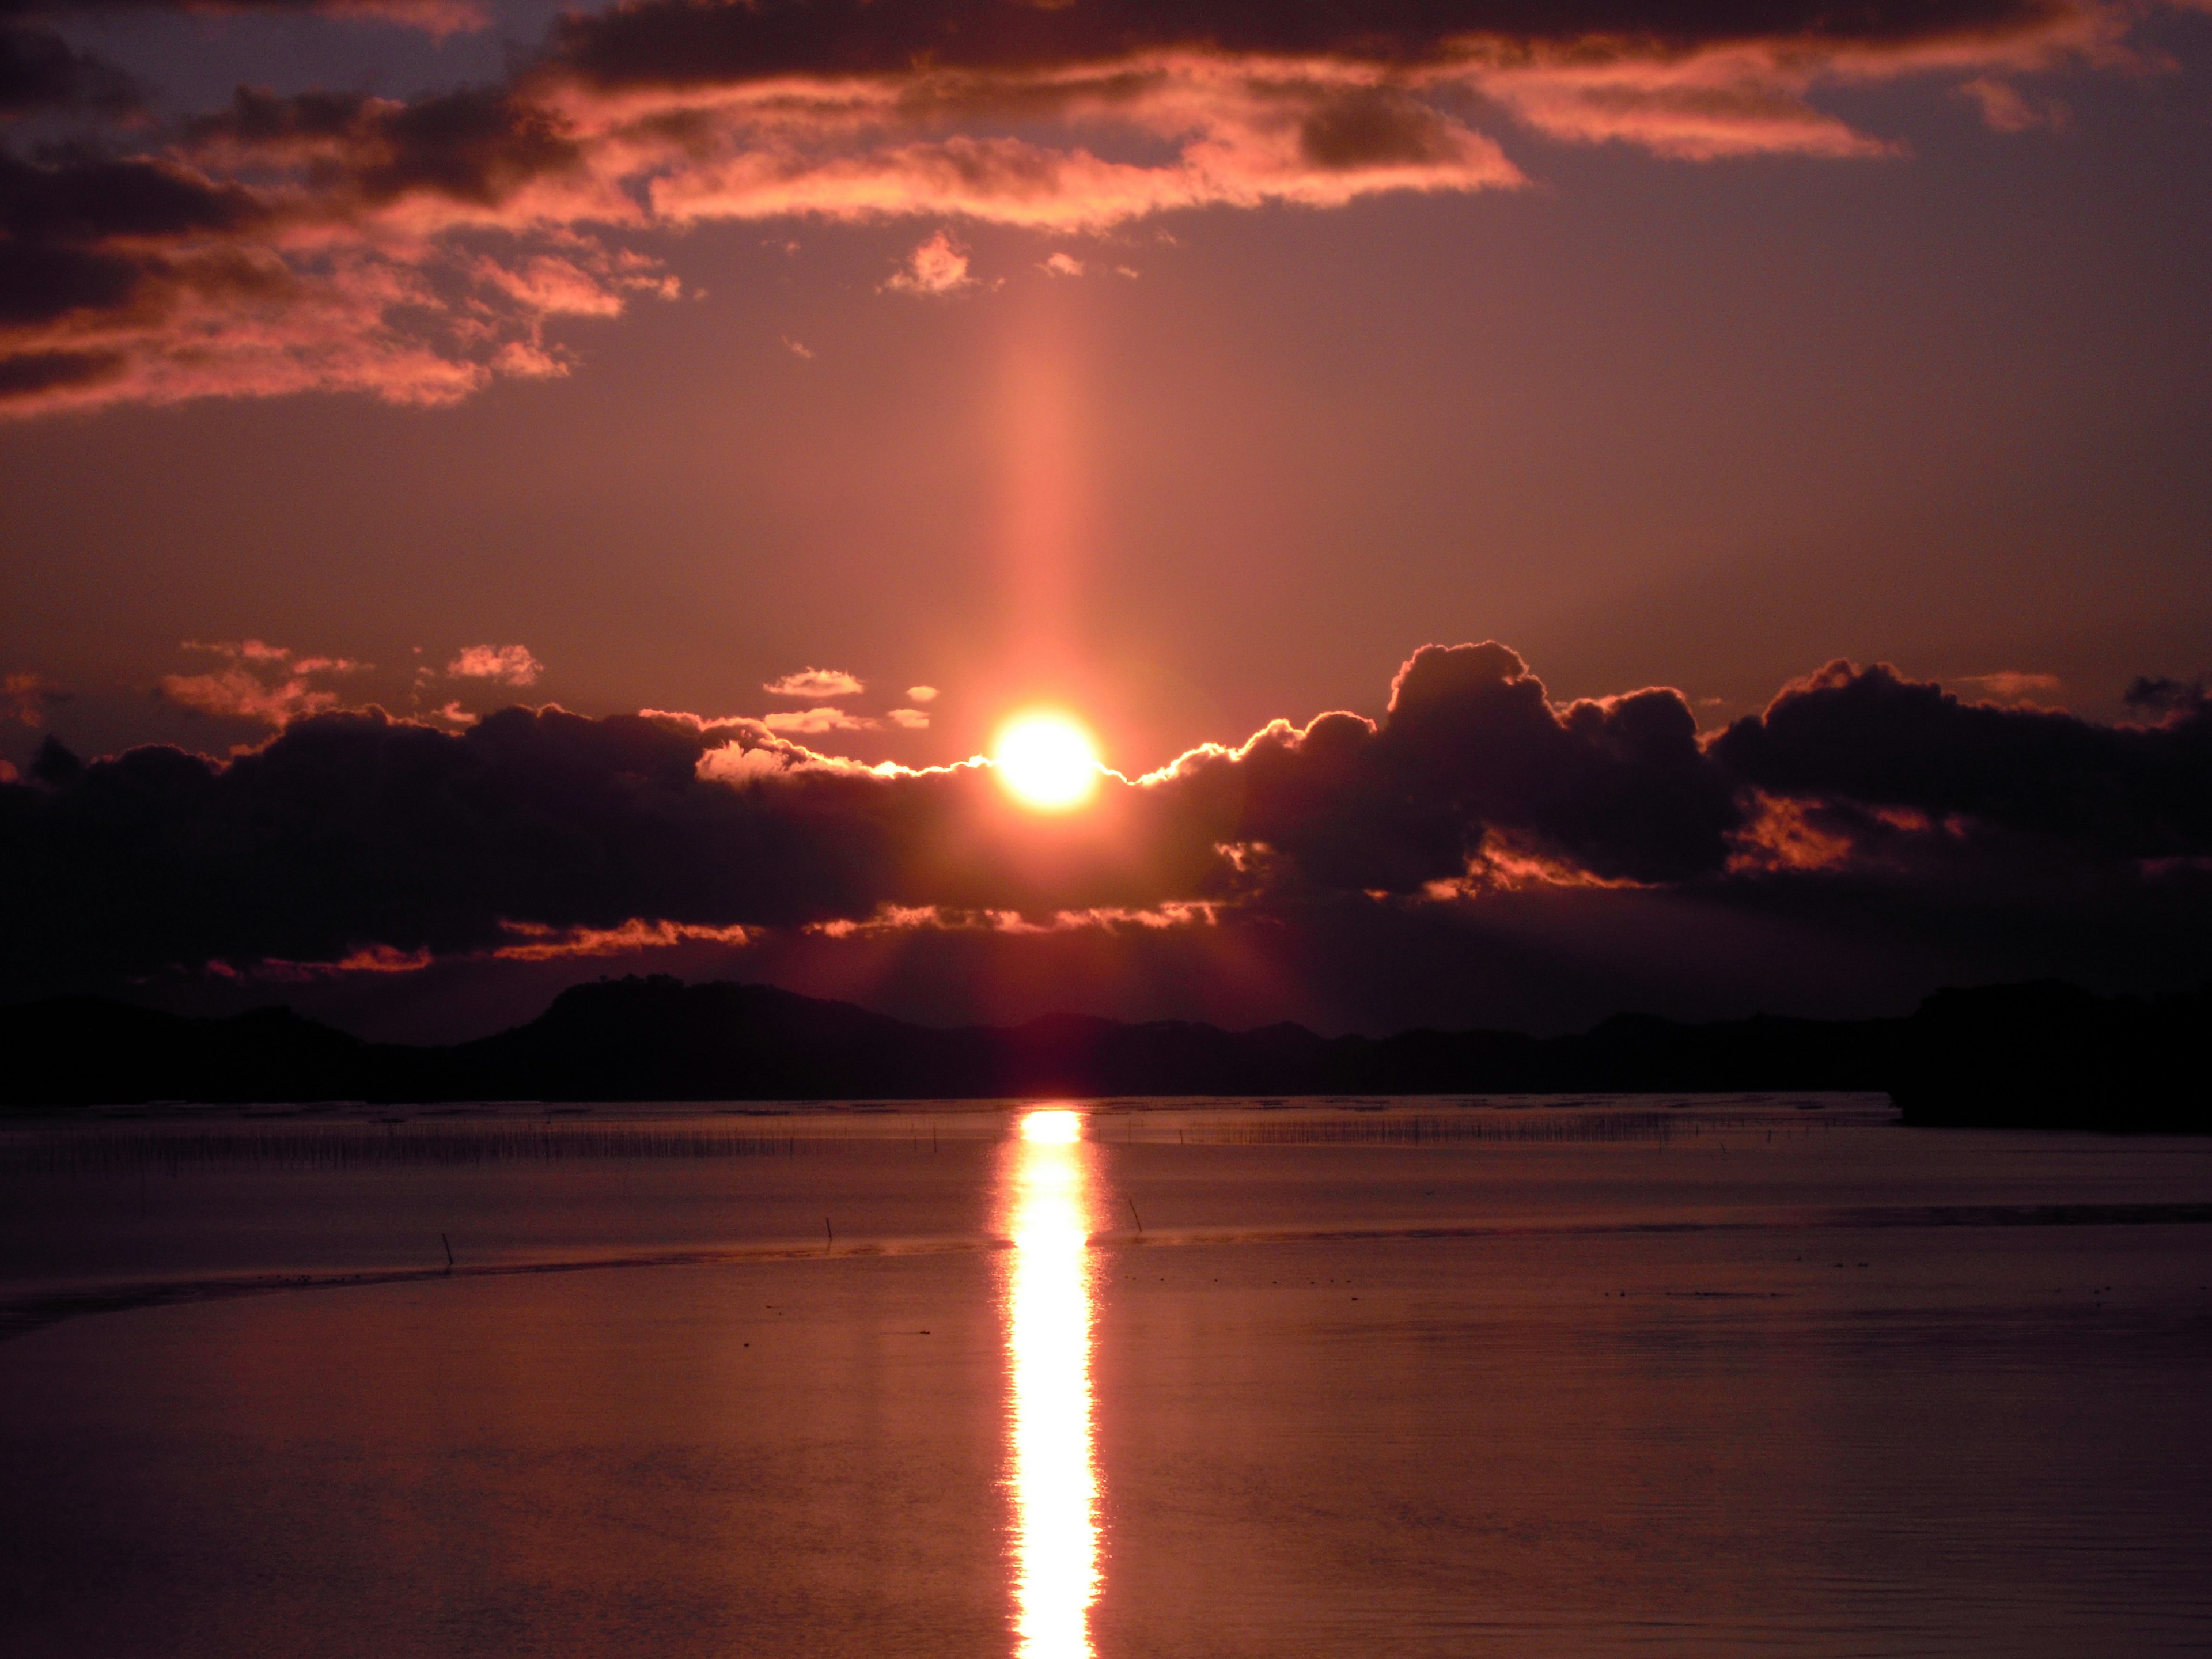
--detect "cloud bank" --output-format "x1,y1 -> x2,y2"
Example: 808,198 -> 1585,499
0,0 -> 2184,412
7,640 -> 2208,997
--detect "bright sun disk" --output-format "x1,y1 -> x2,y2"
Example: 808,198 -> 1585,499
993,712 -> 1102,812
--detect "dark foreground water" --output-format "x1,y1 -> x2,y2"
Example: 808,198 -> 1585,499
2,1096 -> 2208,1657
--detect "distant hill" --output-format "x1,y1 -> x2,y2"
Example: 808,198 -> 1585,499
1884,980 -> 2210,1131
1,976 -> 2205,1131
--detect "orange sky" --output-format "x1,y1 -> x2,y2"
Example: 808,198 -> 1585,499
2,0 -> 2209,1035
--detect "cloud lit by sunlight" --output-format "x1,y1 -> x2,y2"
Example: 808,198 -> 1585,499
882,232 -> 978,297
18,641 -> 2212,993
447,644 -> 543,686
763,668 -> 864,699
3,0 -> 2173,415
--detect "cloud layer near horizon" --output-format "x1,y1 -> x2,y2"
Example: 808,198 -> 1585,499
1,0 -> 2182,412
5,641 -> 2208,995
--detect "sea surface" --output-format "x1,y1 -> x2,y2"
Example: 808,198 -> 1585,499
2,1095 -> 2208,1658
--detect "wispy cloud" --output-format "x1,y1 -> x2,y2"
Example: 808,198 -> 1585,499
1956,671 -> 2062,702
762,706 -> 877,734
158,641 -> 368,726
0,0 -> 2185,415
1959,77 -> 2071,133
494,918 -> 752,960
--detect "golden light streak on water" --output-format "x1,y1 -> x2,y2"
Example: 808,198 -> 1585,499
1001,1107 -> 1101,1659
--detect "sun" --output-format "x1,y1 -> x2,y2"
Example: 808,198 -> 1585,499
992,710 -> 1102,812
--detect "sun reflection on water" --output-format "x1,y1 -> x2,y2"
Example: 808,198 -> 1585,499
1001,1107 -> 1101,1659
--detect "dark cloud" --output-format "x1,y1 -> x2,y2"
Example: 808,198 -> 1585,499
0,0 -> 478,136
0,21 -> 137,119
2123,673 -> 2208,718
0,148 -> 300,397
183,86 -> 365,147
0,0 -> 476,22
1,706 -> 1046,986
1714,660 -> 2212,862
0,0 -> 2180,412
9,643 -> 2208,1003
358,88 -> 581,205
0,340 -> 122,392
1298,89 -> 1471,172
189,85 -> 583,207
0,96 -> 647,410
0,238 -> 142,327
1168,642 -> 1736,891
0,149 -> 261,242
544,0 -> 2080,91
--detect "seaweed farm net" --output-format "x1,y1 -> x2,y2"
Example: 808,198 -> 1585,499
1183,1109 -> 1706,1147
0,1121 -> 859,1177
0,1097 -> 1889,1175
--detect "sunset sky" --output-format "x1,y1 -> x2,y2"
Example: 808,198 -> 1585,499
3,0 -> 2209,1039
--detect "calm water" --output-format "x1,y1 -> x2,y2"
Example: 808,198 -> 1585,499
2,1096 -> 2208,1657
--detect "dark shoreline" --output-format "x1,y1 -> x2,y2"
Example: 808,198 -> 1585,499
3,976 -> 2205,1132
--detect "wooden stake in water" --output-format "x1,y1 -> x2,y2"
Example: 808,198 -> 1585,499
441,1233 -> 454,1271
1127,1196 -> 1145,1234
824,1216 -> 834,1254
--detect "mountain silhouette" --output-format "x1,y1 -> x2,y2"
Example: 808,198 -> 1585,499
2,976 -> 2204,1131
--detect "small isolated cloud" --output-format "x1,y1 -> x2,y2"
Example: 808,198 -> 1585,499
888,708 -> 931,730
3,673 -> 65,728
448,643 -> 544,685
905,685 -> 939,703
1037,252 -> 1137,280
882,232 -> 975,297
1957,671 -> 2062,702
763,706 -> 877,734
781,334 -> 815,359
765,668 -> 863,699
160,641 -> 366,727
